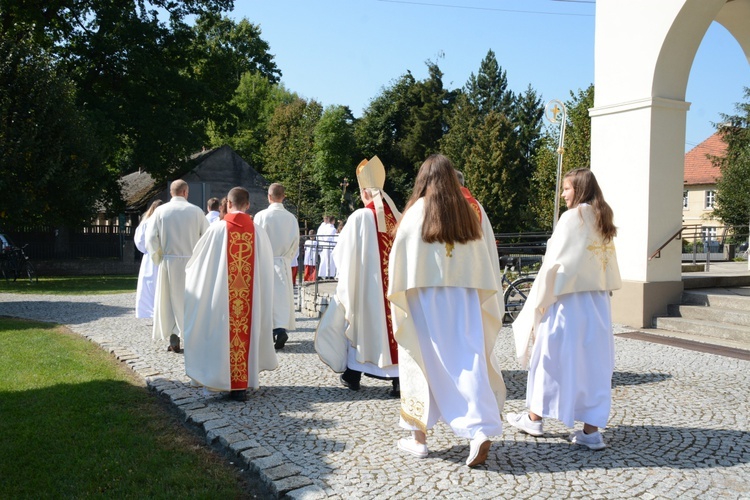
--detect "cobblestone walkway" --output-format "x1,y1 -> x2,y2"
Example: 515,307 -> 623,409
2,292 -> 749,499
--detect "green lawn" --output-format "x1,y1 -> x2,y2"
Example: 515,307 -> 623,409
0,318 -> 265,499
0,275 -> 137,294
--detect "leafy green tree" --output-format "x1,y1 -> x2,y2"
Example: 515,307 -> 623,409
0,35 -> 115,226
191,14 -> 281,148
0,1 -> 281,188
312,106 -> 358,218
209,71 -> 297,172
713,88 -> 750,230
355,72 -> 417,206
528,84 -> 595,229
263,98 -> 322,226
562,85 -> 594,171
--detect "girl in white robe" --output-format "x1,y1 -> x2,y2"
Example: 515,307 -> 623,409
510,168 -> 621,450
389,154 -> 506,468
134,200 -> 162,319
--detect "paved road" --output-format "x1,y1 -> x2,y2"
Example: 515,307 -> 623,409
2,292 -> 749,499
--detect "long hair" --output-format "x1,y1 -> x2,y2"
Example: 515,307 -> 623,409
144,199 -> 162,219
398,154 -> 481,244
564,168 -> 617,242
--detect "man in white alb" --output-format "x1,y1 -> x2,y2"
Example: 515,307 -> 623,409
254,183 -> 299,350
145,179 -> 209,352
184,187 -> 277,401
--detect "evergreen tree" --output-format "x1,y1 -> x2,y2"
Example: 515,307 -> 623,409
465,49 -> 514,117
463,110 -> 522,232
354,72 -> 418,207
440,92 -> 480,172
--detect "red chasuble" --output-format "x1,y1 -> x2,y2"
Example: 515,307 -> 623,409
461,186 -> 482,223
224,212 -> 255,390
366,201 -> 399,363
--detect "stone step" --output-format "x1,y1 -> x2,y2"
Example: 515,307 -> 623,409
681,290 -> 750,311
667,304 -> 750,327
653,316 -> 750,344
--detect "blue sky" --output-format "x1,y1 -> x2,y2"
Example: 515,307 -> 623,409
234,0 -> 749,152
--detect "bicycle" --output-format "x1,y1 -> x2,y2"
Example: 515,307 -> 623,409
1,244 -> 37,283
499,256 -> 537,323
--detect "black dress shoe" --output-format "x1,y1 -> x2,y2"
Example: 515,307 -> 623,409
168,334 -> 181,353
228,390 -> 247,401
274,330 -> 288,350
340,369 -> 361,391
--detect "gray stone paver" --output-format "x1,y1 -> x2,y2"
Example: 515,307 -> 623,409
2,291 -> 750,499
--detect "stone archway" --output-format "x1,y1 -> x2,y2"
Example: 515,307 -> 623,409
590,0 -> 750,327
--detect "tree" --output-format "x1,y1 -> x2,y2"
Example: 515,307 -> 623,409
208,71 -> 297,172
0,34 -> 115,226
312,106 -> 358,219
440,92 -> 480,172
400,61 -> 453,170
713,88 -> 750,230
355,72 -> 417,206
465,49 -> 514,118
263,98 -> 323,226
191,14 -> 282,148
0,2 -> 281,187
528,85 -> 594,229
462,111 -> 523,233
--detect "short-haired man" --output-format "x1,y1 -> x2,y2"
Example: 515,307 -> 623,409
184,187 -> 277,401
146,179 -> 209,352
253,183 -> 299,350
315,156 -> 402,396
206,197 -> 221,224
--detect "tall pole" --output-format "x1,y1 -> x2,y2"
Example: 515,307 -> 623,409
545,99 -> 567,230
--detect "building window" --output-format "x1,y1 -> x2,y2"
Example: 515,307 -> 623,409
702,227 -> 717,240
705,190 -> 715,210
683,191 -> 688,209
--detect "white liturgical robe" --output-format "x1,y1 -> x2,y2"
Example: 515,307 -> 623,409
145,196 -> 209,340
134,217 -> 157,318
254,202 -> 299,331
317,222 -> 337,278
388,198 -> 506,436
315,202 -> 400,377
512,203 -> 621,428
512,204 -> 622,368
184,213 -> 277,391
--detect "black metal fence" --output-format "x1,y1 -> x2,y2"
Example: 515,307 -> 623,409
1,225 -> 135,260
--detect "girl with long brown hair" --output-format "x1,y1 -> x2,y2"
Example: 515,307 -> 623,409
388,154 -> 506,468
509,167 -> 622,450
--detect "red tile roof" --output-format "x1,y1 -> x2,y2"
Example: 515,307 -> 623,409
684,132 -> 726,185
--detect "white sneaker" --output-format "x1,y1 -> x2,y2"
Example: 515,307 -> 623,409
570,429 -> 606,450
507,412 -> 544,437
398,437 -> 429,458
466,432 -> 491,467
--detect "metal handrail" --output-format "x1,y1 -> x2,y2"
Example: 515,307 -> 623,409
649,224 -> 702,260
